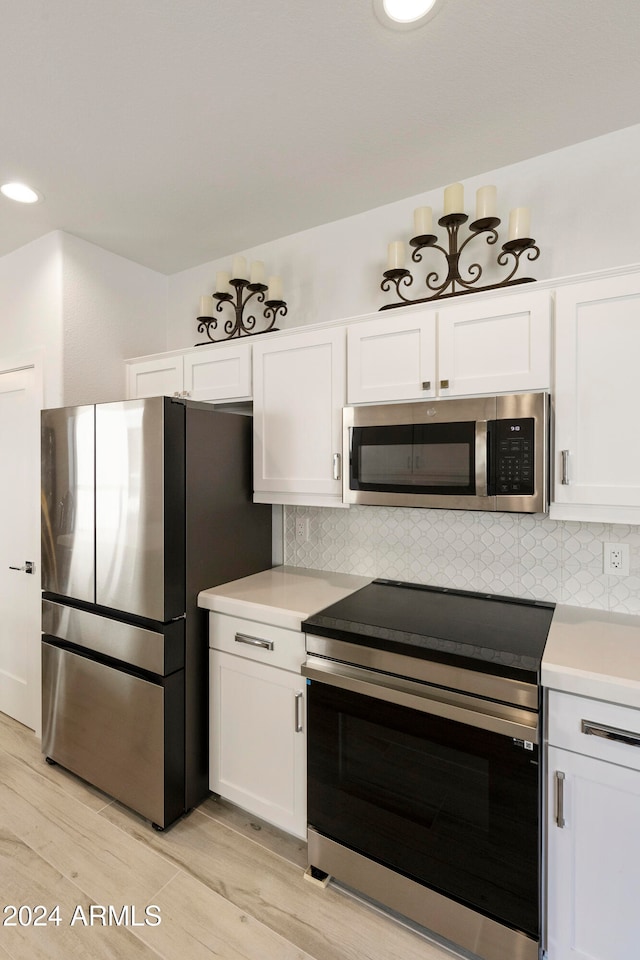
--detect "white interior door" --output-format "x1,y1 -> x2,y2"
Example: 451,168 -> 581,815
0,364 -> 41,730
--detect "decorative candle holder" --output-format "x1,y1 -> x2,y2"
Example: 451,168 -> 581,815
196,278 -> 287,344
380,212 -> 540,311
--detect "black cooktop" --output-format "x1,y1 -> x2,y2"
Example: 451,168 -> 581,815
302,579 -> 555,682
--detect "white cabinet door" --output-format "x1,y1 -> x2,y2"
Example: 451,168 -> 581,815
126,355 -> 183,399
347,310 -> 436,403
552,272 -> 640,522
252,327 -> 346,506
209,649 -> 306,839
183,342 -> 252,402
547,744 -> 640,960
437,290 -> 551,397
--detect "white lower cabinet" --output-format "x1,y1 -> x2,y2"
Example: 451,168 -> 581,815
208,613 -> 306,839
546,691 -> 640,960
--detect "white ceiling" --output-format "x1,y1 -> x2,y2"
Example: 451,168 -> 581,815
2,0 -> 640,275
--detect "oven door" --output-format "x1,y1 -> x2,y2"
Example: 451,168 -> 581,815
304,661 -> 540,939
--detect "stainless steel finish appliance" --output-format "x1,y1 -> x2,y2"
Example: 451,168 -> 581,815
41,396 -> 272,828
343,391 -> 549,512
302,579 -> 555,960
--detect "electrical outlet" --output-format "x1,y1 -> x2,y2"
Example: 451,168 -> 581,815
603,542 -> 630,576
295,517 -> 309,542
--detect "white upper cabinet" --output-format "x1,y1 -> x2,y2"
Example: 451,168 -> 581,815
126,354 -> 183,399
347,310 -> 437,403
551,270 -> 640,523
182,342 -> 251,402
437,290 -> 551,397
126,341 -> 252,402
346,290 -> 551,404
252,327 -> 346,507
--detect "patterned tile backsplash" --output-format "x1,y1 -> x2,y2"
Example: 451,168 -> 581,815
284,506 -> 640,614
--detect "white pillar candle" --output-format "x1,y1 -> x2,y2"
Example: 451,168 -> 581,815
250,260 -> 265,284
475,185 -> 497,220
215,270 -> 231,295
199,295 -> 214,317
268,275 -> 283,301
508,207 -> 531,240
232,255 -> 248,279
443,183 -> 464,215
387,241 -> 405,270
413,206 -> 433,236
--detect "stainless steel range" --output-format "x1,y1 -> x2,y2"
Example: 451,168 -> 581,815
301,579 -> 555,960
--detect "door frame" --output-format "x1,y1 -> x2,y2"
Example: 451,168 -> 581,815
0,350 -> 44,734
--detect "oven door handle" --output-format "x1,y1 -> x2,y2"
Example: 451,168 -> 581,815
302,656 -> 538,744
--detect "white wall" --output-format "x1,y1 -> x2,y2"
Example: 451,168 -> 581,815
61,234 -> 167,405
167,123 -> 640,348
0,232 -> 64,406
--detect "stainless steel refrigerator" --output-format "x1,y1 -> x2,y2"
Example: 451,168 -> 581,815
40,396 -> 271,828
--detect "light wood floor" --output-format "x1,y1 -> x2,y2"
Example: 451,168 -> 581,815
0,711 -> 473,960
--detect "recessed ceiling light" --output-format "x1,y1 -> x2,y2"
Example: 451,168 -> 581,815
1,182 -> 41,203
374,0 -> 445,30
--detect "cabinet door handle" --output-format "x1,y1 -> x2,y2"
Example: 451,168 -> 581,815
333,453 -> 341,481
422,381 -> 431,391
555,770 -> 566,828
295,692 -> 304,732
234,632 -> 274,651
582,719 -> 640,748
440,379 -> 450,390
561,449 -> 570,485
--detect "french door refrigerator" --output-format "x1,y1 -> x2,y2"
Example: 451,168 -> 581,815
40,396 -> 272,829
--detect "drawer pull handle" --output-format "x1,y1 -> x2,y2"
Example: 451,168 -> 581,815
234,632 -> 274,651
295,692 -> 304,732
582,719 -> 640,748
555,770 -> 566,828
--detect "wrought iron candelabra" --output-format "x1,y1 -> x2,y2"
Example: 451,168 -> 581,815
196,257 -> 287,344
380,192 -> 540,311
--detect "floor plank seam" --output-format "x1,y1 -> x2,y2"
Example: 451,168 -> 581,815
193,806 -> 307,872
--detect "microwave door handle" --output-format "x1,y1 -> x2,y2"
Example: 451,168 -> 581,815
475,420 -> 488,498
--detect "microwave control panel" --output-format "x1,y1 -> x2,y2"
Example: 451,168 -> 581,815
494,418 -> 534,495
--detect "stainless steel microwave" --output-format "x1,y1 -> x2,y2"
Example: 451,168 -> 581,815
343,392 -> 550,513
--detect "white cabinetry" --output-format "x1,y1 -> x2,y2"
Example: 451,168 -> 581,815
551,271 -> 640,523
546,690 -> 640,960
126,354 -> 183,399
347,290 -> 550,404
347,310 -> 436,403
252,327 -> 346,506
208,612 -> 306,839
437,289 -> 550,398
126,341 -> 252,402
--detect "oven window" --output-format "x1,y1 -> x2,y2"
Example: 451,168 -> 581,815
308,681 -> 539,938
350,422 -> 475,494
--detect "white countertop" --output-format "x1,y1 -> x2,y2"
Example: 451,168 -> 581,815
542,604 -> 640,708
197,565 -> 371,631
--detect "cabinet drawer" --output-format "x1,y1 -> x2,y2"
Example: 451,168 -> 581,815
548,690 -> 640,771
208,612 -> 305,672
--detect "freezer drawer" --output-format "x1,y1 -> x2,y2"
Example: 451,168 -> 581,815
42,641 -> 184,828
42,598 -> 184,675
